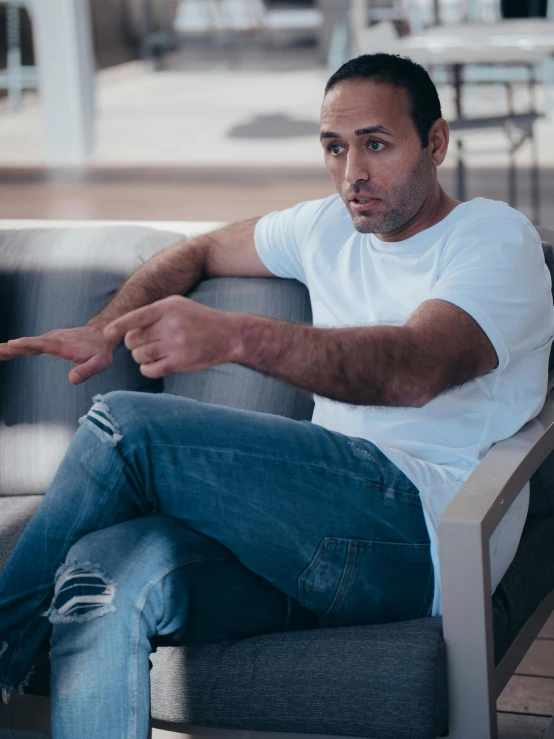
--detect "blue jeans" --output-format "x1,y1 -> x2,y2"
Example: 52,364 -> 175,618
0,390 -> 434,738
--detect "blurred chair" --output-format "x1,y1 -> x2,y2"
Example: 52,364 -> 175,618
174,0 -> 265,35
159,0 -> 323,67
0,0 -> 37,111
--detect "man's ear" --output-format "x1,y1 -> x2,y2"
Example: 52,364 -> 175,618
428,118 -> 449,166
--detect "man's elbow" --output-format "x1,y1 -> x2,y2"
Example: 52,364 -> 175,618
395,373 -> 440,409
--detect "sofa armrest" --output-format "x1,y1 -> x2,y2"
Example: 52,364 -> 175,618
439,390 -> 554,739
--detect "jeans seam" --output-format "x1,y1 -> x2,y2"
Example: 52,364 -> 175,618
120,441 -> 414,491
324,539 -> 358,617
128,555 -> 234,739
298,540 -> 330,605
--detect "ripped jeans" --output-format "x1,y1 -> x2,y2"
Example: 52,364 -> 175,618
0,390 -> 434,739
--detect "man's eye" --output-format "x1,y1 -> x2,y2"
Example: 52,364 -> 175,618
369,141 -> 385,152
328,144 -> 345,156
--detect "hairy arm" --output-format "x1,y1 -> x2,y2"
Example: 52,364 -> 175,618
87,217 -> 267,328
109,294 -> 498,407
231,298 -> 498,407
2,217 -> 270,384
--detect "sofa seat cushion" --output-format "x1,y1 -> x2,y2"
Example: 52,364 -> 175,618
22,617 -> 446,739
0,496 -> 43,573
147,617 -> 448,739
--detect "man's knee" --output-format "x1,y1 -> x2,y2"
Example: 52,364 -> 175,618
78,392 -> 129,447
78,390 -> 198,448
45,554 -> 117,625
44,516 -> 196,626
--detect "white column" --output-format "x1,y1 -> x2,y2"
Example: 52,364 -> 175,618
466,0 -> 480,22
350,0 -> 366,55
31,0 -> 95,166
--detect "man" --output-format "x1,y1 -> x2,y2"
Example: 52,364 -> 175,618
0,53 -> 552,738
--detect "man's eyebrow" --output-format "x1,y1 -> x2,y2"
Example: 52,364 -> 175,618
319,125 -> 393,140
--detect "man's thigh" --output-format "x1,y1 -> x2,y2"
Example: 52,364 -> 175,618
100,391 -> 434,626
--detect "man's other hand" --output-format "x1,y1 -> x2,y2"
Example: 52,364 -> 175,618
104,295 -> 240,379
0,325 -> 119,385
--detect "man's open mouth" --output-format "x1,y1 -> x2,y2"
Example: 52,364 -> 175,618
350,197 -> 380,211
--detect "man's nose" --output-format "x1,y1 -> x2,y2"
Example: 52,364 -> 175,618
344,151 -> 369,185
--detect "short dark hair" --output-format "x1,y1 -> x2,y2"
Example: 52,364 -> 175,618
324,53 -> 442,148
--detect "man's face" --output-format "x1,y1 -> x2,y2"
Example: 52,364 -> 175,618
320,79 -> 435,235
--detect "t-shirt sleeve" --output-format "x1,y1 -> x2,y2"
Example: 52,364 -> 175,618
254,198 -> 328,285
427,217 -> 554,374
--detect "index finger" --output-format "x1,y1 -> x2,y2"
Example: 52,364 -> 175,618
5,336 -> 56,356
0,342 -> 37,359
104,302 -> 164,344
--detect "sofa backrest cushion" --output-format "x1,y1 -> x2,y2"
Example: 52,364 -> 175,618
0,226 -> 183,496
0,225 -> 314,498
165,276 -> 314,420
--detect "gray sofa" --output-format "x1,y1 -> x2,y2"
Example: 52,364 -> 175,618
0,224 -> 553,739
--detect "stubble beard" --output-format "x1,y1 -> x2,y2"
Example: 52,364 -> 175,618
349,154 -> 431,235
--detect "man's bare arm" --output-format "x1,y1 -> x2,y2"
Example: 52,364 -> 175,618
229,298 -> 498,407
107,294 -> 498,408
87,217 -> 271,328
2,217 -> 272,384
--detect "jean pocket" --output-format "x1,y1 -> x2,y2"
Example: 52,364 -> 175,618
298,536 -> 433,627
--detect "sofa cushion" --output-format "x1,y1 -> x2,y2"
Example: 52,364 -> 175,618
22,614 -> 447,739
148,617 -> 448,739
0,226 -> 182,496
164,277 -> 314,420
0,496 -> 43,573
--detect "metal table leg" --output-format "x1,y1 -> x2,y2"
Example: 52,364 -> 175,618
505,81 -> 517,209
141,0 -> 154,70
453,63 -> 466,202
7,2 -> 22,111
530,65 -> 541,224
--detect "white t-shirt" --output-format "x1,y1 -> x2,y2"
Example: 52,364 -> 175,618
254,194 -> 554,616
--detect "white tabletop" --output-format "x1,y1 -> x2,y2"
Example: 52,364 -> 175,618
383,20 -> 554,66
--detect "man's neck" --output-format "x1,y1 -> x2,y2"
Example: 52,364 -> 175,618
376,186 -> 460,243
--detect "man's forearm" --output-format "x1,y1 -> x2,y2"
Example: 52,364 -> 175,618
232,314 -> 430,408
86,237 -> 207,328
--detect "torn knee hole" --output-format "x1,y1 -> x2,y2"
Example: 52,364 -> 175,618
45,561 -> 116,624
78,394 -> 123,446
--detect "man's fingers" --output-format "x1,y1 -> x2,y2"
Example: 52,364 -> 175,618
104,303 -> 164,344
0,342 -> 34,359
124,324 -> 159,351
139,358 -> 172,379
6,337 -> 48,356
7,335 -> 69,358
69,352 -> 112,385
131,341 -> 166,366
